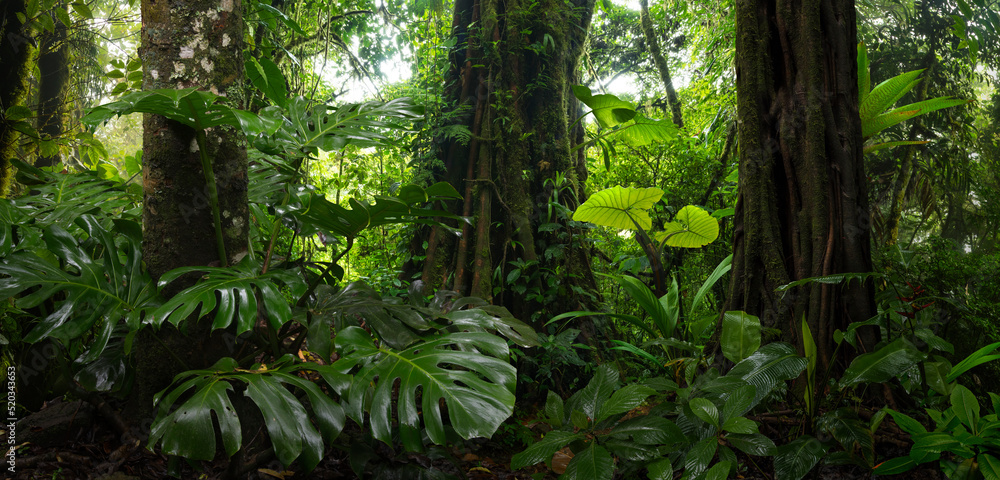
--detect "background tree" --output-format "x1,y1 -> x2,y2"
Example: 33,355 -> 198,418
0,0 -> 35,196
726,0 -> 876,370
409,0 -> 600,327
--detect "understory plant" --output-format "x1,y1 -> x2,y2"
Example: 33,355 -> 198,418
1,86 -> 540,474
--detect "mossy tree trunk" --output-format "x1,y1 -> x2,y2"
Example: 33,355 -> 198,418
35,13 -> 69,168
0,0 -> 35,196
124,0 -> 248,432
726,0 -> 877,372
412,0 -> 599,329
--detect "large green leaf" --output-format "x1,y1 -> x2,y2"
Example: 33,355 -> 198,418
721,311 -> 761,363
725,342 -> 807,409
863,97 -> 970,137
613,273 -> 676,338
278,182 -> 463,241
0,216 -> 157,362
82,88 -> 265,134
150,256 -> 308,334
245,57 -> 287,108
511,430 -> 586,470
9,159 -> 136,228
654,205 -> 719,248
774,435 -> 826,480
572,186 -> 663,230
595,384 -> 656,423
148,356 -> 346,470
689,254 -> 732,314
259,96 -> 423,155
951,385 -> 980,433
947,341 -> 1000,382
726,433 -> 777,456
859,69 -> 923,123
838,338 -> 925,389
566,364 -> 619,421
816,408 -> 874,467
572,84 -> 637,128
609,415 -> 684,445
334,326 -> 517,450
562,443 -> 614,480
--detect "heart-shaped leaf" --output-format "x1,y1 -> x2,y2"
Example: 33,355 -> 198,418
572,186 -> 663,230
655,205 -> 719,248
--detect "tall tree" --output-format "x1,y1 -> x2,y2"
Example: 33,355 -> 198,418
726,0 -> 876,370
124,0 -> 248,427
35,10 -> 69,168
413,0 -> 599,326
0,0 -> 35,196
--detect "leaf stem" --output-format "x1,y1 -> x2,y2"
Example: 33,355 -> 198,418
196,130 -> 228,267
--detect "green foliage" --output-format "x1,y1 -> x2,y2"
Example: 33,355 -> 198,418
876,385 -> 1000,479
858,42 -> 970,152
572,85 -> 678,148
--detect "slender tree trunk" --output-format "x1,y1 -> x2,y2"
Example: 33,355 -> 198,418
639,0 -> 683,128
727,0 -> 876,372
35,14 -> 69,168
415,0 -> 599,328
0,0 -> 35,196
124,0 -> 248,432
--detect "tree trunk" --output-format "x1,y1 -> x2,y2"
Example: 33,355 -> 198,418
0,0 -> 35,196
414,0 -> 599,328
35,14 -> 69,168
124,0 -> 248,432
638,0 -> 683,129
727,0 -> 876,372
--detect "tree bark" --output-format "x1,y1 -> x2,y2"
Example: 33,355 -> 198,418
125,0 -> 248,432
727,0 -> 876,372
35,14 -> 69,168
0,0 -> 35,196
413,0 -> 599,328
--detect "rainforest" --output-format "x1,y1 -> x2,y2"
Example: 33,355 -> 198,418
1,0 -> 999,478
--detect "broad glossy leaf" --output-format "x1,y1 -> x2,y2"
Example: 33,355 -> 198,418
816,408 -> 874,466
245,57 -> 287,108
279,182 -> 463,241
572,85 -> 637,128
689,397 -> 720,428
951,385 -> 981,433
910,432 -> 968,463
566,364 -> 619,420
722,416 -> 759,434
148,358 -> 242,461
335,327 -> 516,448
721,311 -> 761,363
864,97 -> 971,137
873,456 -> 918,475
774,435 -> 825,480
857,42 -> 870,107
646,457 -> 672,480
150,256 -> 308,334
9,159 -> 134,227
979,454 -> 1000,480
684,436 -> 718,478
511,430 -> 585,470
725,343 -> 807,409
563,443 -> 614,480
704,461 -> 733,480
0,216 -> 156,362
654,205 -> 719,248
609,415 -> 684,444
269,96 -> 422,154
595,384 -> 656,423
82,88 -> 265,134
839,338 -> 925,389
947,341 -> 1000,382
243,373 -> 324,469
572,186 -> 663,230
727,433 -> 777,456
545,390 -> 565,427
614,274 -> 675,338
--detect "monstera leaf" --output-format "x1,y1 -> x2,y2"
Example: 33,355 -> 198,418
148,355 -> 347,470
256,96 -> 423,155
0,215 -> 156,363
572,186 -> 663,230
278,182 -> 464,240
9,159 -> 136,228
149,256 -> 308,334
334,326 -> 517,451
654,205 -> 719,248
82,88 -> 265,134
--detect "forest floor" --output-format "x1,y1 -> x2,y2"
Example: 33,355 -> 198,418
8,398 -> 947,480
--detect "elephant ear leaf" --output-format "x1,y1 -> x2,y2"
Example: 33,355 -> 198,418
655,205 -> 719,248
572,186 -> 663,230
334,326 -> 517,452
572,85 -> 637,128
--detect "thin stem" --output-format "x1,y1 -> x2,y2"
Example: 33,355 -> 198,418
196,130 -> 228,267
